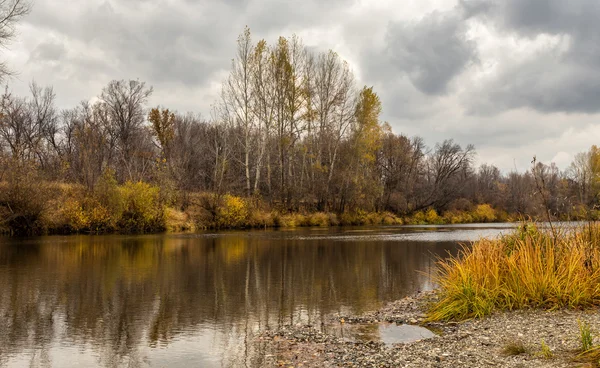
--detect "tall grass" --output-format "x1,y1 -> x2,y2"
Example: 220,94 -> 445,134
428,223 -> 600,321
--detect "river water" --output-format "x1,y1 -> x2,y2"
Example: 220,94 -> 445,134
0,224 -> 516,368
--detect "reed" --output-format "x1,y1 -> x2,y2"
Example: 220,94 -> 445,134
428,223 -> 600,321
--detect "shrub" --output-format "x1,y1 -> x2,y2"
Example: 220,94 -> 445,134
117,181 -> 165,233
474,204 -> 496,223
0,162 -> 54,235
216,194 -> 249,228
425,209 -> 443,224
165,207 -> 194,232
382,212 -> 402,225
247,210 -> 275,228
409,211 -> 426,225
307,212 -> 330,227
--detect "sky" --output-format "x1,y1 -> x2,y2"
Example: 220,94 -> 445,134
5,0 -> 600,172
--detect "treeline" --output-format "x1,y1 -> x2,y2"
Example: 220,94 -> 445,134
0,28 -> 599,234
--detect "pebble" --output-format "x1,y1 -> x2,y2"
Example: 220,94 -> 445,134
257,291 -> 600,367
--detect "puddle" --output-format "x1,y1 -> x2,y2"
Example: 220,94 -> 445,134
328,322 -> 436,345
378,323 -> 436,345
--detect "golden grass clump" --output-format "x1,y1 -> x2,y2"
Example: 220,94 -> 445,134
428,223 -> 600,321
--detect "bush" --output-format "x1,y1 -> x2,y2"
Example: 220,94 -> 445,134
0,162 -> 55,235
474,204 -> 496,223
216,194 -> 249,228
117,181 -> 165,233
165,207 -> 194,232
306,212 -> 330,227
60,191 -> 115,233
425,209 -> 443,224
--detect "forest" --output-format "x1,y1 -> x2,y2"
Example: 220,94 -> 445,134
1,27 -> 599,235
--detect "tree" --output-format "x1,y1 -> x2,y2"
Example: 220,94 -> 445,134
340,86 -> 383,211
414,139 -> 476,212
148,107 -> 175,158
305,50 -> 355,210
99,80 -> 153,182
0,82 -> 56,165
60,102 -> 111,189
378,132 -> 425,213
0,0 -> 30,81
221,27 -> 256,196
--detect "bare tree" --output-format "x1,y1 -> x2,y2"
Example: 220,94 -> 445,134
99,79 -> 153,181
221,27 -> 256,196
0,83 -> 56,165
0,0 -> 30,81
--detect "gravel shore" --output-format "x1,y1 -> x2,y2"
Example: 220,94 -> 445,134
258,292 -> 600,367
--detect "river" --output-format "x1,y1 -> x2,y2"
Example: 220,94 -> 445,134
0,224 -> 516,367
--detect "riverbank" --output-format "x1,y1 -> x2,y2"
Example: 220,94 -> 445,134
0,178 -> 513,235
258,291 -> 599,367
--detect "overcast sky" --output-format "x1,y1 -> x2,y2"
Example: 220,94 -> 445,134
5,0 -> 600,172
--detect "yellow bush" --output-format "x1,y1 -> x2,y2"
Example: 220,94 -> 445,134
61,197 -> 114,233
409,211 -> 426,224
474,204 -> 496,223
118,181 -> 165,232
216,194 -> 249,228
443,210 -> 474,224
382,212 -> 402,225
247,210 -> 275,228
307,212 -> 330,227
62,198 -> 90,231
425,208 -> 442,224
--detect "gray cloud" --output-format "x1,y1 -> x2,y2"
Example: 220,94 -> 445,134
384,10 -> 478,95
6,0 -> 600,172
462,0 -> 600,114
29,40 -> 66,62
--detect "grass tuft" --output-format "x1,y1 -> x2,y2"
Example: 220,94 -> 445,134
502,340 -> 529,356
537,339 -> 553,359
579,319 -> 594,352
428,223 -> 600,321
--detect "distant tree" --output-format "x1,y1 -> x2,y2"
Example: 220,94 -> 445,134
0,82 -> 56,164
99,80 -> 153,182
148,107 -> 175,158
415,139 -> 475,212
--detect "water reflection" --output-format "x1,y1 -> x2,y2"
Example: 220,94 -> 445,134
0,228 -> 461,367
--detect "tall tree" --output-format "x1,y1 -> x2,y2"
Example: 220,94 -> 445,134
221,27 -> 256,196
99,79 -> 153,182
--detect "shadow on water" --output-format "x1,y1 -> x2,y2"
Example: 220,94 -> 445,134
0,226 -> 495,367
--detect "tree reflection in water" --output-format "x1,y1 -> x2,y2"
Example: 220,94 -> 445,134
0,229 -> 459,367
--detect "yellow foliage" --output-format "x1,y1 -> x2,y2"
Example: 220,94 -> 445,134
216,194 -> 249,228
428,223 -> 600,321
425,209 -> 442,224
118,181 -> 165,232
61,197 -> 114,233
474,204 -> 496,223
165,207 -> 195,232
307,212 -> 330,227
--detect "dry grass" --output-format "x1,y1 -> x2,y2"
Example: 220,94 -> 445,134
428,223 -> 600,321
502,340 -> 529,356
165,208 -> 195,232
